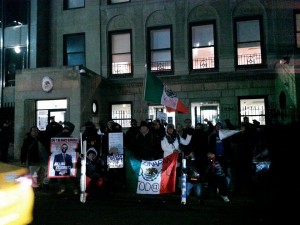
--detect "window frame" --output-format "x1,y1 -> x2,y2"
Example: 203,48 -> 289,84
111,102 -> 132,128
238,95 -> 268,126
4,46 -> 28,87
4,0 -> 29,27
294,10 -> 300,49
147,25 -> 173,75
108,30 -> 132,77
63,0 -> 85,10
189,21 -> 218,72
234,16 -> 266,69
108,0 -> 130,4
63,33 -> 86,66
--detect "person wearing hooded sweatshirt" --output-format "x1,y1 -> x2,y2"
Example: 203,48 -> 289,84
85,147 -> 104,195
161,123 -> 192,193
161,124 -> 192,158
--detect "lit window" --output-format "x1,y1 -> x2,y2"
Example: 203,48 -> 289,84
235,18 -> 263,66
191,102 -> 220,126
63,33 -> 85,66
148,27 -> 172,72
239,98 -> 266,125
191,22 -> 216,70
4,47 -> 27,87
111,103 -> 132,128
110,31 -> 132,75
295,11 -> 300,48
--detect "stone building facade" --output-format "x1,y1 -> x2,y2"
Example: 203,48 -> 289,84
1,0 -> 299,160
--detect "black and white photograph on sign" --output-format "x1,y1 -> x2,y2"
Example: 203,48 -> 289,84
48,137 -> 79,178
107,154 -> 124,168
108,132 -> 124,154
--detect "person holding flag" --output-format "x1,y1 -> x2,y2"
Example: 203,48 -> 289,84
206,121 -> 239,202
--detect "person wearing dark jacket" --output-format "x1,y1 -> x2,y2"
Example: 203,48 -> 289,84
134,121 -> 156,160
206,122 -> 231,202
20,126 -> 49,188
0,120 -> 12,162
85,147 -> 104,195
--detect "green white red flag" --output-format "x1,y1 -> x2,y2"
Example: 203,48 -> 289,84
144,70 -> 189,114
126,150 -> 178,194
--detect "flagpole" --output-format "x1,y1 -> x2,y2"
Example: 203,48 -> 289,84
143,64 -> 147,100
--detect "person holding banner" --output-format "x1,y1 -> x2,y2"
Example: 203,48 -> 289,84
161,124 -> 192,191
84,147 -> 104,196
101,121 -> 126,193
53,143 -> 73,176
134,121 -> 156,160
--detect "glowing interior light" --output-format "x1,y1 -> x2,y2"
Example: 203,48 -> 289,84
14,46 -> 21,54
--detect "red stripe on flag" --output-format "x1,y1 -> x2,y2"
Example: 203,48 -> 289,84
160,152 -> 178,194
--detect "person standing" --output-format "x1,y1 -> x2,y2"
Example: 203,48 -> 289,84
0,120 -> 12,162
53,143 -> 73,176
161,123 -> 192,192
134,121 -> 156,160
151,119 -> 165,159
206,122 -> 231,202
125,119 -> 139,152
20,126 -> 50,189
53,122 -> 79,195
183,153 -> 203,203
161,124 -> 192,158
84,147 -> 104,196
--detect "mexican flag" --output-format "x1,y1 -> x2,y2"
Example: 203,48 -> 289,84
126,150 -> 178,194
144,70 -> 189,114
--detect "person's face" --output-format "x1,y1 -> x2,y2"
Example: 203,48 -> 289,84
140,126 -> 148,135
167,127 -> 174,134
61,144 -> 68,153
215,123 -> 221,131
184,119 -> 191,128
31,127 -> 39,137
176,124 -> 183,131
152,121 -> 160,130
195,124 -> 203,130
87,152 -> 96,160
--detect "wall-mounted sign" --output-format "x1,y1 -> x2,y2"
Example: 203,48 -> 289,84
42,76 -> 53,92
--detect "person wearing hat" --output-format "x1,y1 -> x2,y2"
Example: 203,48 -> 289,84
133,120 -> 156,160
56,122 -> 75,137
161,123 -> 192,158
85,147 -> 104,195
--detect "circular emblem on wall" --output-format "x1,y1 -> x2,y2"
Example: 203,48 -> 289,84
42,76 -> 53,92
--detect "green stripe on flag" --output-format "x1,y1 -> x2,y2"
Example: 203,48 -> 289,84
144,70 -> 164,103
125,150 -> 142,193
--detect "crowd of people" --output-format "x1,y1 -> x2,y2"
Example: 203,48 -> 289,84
16,116 -> 278,204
